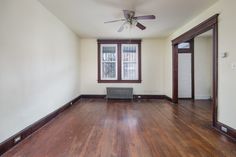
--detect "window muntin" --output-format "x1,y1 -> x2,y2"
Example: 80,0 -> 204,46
100,44 -> 118,80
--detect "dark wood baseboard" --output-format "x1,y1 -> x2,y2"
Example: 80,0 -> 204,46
0,95 -> 81,156
164,95 -> 173,102
215,122 -> 236,142
80,94 -> 173,102
178,98 -> 193,100
80,95 -> 106,99
80,94 -> 172,101
133,95 -> 165,99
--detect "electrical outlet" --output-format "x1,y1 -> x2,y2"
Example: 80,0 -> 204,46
221,126 -> 228,133
14,136 -> 21,143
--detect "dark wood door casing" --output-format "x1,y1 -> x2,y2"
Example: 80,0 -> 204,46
172,14 -> 219,127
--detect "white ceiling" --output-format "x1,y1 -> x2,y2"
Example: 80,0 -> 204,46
39,0 -> 217,39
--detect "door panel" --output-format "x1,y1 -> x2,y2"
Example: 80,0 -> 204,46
178,53 -> 192,98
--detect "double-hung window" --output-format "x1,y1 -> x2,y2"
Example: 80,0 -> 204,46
98,40 -> 141,83
100,44 -> 118,80
121,44 -> 139,80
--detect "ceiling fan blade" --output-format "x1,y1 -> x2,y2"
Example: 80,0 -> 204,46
123,10 -> 135,19
134,15 -> 156,20
118,22 -> 127,32
104,19 -> 125,23
136,22 -> 146,30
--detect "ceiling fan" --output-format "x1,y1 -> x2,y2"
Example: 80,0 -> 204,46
104,10 -> 156,32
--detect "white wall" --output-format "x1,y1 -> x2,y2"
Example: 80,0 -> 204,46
79,38 -> 166,95
164,0 -> 236,129
194,36 -> 213,99
164,38 -> 173,98
0,0 -> 80,143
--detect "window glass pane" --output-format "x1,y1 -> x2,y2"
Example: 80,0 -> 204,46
121,44 -> 138,80
122,45 -> 137,62
102,47 -> 116,61
178,42 -> 190,49
122,63 -> 137,80
101,44 -> 117,80
102,62 -> 116,79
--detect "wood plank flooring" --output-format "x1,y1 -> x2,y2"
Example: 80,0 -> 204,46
2,99 -> 236,157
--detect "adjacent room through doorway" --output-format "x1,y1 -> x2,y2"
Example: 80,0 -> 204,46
178,30 -> 213,101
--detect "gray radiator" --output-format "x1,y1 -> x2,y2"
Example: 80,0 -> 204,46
106,87 -> 133,100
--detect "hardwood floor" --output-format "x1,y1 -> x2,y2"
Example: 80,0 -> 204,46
2,99 -> 236,157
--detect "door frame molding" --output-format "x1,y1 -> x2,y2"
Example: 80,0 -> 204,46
172,14 -> 219,127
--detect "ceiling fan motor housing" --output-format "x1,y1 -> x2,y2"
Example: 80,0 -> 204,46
104,10 -> 156,32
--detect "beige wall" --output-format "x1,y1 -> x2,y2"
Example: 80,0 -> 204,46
79,38 -> 166,95
0,0 -> 80,143
194,36 -> 213,99
164,0 -> 236,129
164,38 -> 173,98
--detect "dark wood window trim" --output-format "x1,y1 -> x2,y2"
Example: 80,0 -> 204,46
97,39 -> 142,83
172,14 -> 219,127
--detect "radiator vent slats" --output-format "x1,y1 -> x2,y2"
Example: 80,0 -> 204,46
106,87 -> 133,99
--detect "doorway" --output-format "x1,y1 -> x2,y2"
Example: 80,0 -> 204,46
172,14 -> 219,126
178,40 -> 194,99
178,31 -> 213,100
194,30 -> 213,100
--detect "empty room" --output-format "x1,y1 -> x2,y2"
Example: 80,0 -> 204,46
0,0 -> 236,156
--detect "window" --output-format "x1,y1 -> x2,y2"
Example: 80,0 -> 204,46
98,40 -> 141,83
100,44 -> 118,80
178,42 -> 190,49
122,44 -> 138,80
178,42 -> 191,53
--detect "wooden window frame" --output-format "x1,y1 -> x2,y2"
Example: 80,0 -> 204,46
100,44 -> 118,80
97,39 -> 142,83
